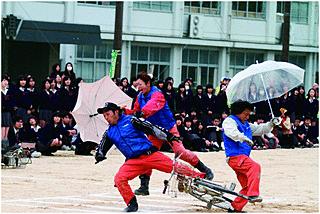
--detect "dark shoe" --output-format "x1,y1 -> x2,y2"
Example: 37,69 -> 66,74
199,148 -> 208,152
124,196 -> 138,212
166,148 -> 174,153
134,175 -> 150,196
228,208 -> 247,213
248,196 -> 263,203
194,160 -> 214,180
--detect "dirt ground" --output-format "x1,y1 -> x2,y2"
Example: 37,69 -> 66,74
1,147 -> 319,213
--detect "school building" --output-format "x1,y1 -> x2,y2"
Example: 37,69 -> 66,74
2,1 -> 319,89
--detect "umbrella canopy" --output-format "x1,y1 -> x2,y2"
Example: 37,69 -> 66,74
72,75 -> 133,143
226,60 -> 305,105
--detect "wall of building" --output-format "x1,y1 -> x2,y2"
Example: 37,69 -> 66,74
1,1 -> 319,89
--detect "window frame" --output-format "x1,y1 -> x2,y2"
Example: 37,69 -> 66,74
231,1 -> 266,20
181,48 -> 219,87
184,1 -> 222,16
75,43 -> 113,83
132,1 -> 173,12
130,45 -> 171,81
276,1 -> 309,24
229,50 -> 265,77
77,1 -> 116,7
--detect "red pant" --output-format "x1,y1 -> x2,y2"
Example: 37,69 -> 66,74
228,155 -> 261,211
114,151 -> 205,205
148,125 -> 199,171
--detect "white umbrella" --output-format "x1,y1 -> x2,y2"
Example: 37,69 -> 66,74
226,60 -> 305,117
71,75 -> 133,143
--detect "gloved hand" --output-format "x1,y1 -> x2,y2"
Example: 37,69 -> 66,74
270,117 -> 281,127
243,137 -> 254,147
166,132 -> 180,143
95,151 -> 107,164
134,110 -> 144,118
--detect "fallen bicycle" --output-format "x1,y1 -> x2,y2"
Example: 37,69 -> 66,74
163,152 -> 255,211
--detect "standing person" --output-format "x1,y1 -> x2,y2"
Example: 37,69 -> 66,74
39,79 -> 55,127
304,88 -> 318,126
295,86 -> 306,118
55,73 -> 63,92
203,84 -> 219,125
1,75 -> 16,139
222,100 -> 278,212
217,83 -> 229,113
63,62 -> 76,82
50,78 -> 61,112
176,83 -> 192,115
191,85 -> 205,118
26,76 -> 39,118
127,76 -> 139,109
12,75 -> 33,124
156,79 -> 165,92
184,78 -> 193,96
95,102 -> 205,212
50,63 -> 61,79
163,81 -> 175,112
125,72 -> 213,195
60,76 -> 77,113
120,77 -> 130,94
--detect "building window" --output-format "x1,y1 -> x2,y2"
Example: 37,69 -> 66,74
75,44 -> 113,83
77,1 -> 116,6
182,49 -> 219,87
130,46 -> 171,81
275,54 -> 306,69
184,1 -> 221,16
229,51 -> 264,76
133,1 -> 173,12
277,1 -> 308,24
232,1 -> 266,19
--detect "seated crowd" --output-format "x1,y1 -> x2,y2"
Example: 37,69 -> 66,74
1,66 -> 319,156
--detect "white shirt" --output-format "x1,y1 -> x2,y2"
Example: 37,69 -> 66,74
222,117 -> 273,143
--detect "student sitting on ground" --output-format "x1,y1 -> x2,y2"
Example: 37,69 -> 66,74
7,116 -> 26,148
38,112 -> 69,156
180,117 -> 208,152
206,114 -> 224,150
252,114 -> 279,149
60,111 -> 77,151
297,115 -> 318,147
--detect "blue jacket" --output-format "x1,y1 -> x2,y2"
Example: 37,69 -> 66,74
137,86 -> 175,130
107,114 -> 152,159
223,115 -> 252,157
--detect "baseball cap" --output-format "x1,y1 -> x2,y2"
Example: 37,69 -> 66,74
97,102 -> 120,114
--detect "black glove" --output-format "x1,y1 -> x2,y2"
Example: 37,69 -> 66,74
95,152 -> 107,164
134,110 -> 144,118
167,132 -> 180,143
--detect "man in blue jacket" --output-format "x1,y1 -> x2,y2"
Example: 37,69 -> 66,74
95,102 -> 205,212
222,100 -> 278,212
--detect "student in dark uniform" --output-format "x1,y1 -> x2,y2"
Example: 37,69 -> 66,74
1,75 -> 16,139
38,112 -> 69,156
12,75 -> 32,124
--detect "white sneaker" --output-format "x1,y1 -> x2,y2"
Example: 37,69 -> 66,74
31,151 -> 41,158
71,145 -> 76,151
61,145 -> 71,151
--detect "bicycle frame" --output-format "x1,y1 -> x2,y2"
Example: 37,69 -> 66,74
163,152 -> 250,211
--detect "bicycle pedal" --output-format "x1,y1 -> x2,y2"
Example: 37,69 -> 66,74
229,182 -> 236,191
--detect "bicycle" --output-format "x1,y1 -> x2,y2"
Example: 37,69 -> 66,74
162,152 -> 252,211
1,142 -> 35,169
